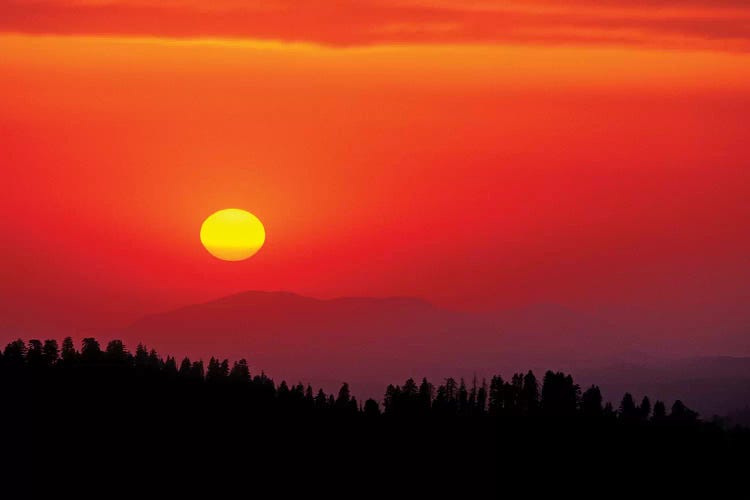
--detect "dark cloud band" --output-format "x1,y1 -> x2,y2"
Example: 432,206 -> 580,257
1,1 -> 748,50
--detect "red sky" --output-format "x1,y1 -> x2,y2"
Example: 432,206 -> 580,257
1,1 -> 750,353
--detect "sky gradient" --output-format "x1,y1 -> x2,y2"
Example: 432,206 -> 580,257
1,1 -> 749,355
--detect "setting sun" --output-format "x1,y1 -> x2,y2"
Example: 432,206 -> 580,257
200,209 -> 265,261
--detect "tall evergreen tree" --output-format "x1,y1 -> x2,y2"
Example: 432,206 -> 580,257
304,385 -> 314,408
468,376 -> 478,414
229,359 -> 250,384
477,379 -> 488,415
640,396 -> 652,421
178,357 -> 192,379
148,349 -> 163,372
3,339 -> 26,364
458,378 -> 469,415
619,393 -> 638,422
190,360 -> 205,381
652,401 -> 667,422
61,337 -> 77,363
384,384 -> 401,414
134,343 -> 149,368
42,339 -> 59,367
26,340 -> 43,368
105,340 -> 128,363
315,388 -> 328,410
489,375 -> 504,415
402,378 -> 419,414
670,400 -> 698,423
80,338 -> 102,362
581,385 -> 603,417
163,356 -> 178,380
521,371 -> 539,415
541,371 -> 580,416
418,378 -> 434,413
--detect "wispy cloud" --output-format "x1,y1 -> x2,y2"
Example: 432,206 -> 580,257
2,0 -> 749,50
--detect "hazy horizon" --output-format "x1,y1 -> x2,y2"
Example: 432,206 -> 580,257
3,288 -> 748,360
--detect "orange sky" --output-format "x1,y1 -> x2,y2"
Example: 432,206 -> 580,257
1,2 -> 750,353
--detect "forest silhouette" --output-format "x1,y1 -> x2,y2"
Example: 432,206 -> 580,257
5,336 -> 749,490
3,336 -> 714,420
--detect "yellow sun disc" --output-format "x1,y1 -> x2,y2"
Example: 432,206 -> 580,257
200,209 -> 266,261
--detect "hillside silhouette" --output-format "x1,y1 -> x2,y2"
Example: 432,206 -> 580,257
4,335 -> 749,491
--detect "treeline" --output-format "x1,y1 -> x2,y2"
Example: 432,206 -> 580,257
1,336 -> 700,424
383,370 -> 697,423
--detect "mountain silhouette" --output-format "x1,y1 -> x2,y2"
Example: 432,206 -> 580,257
122,291 -> 487,390
123,291 -> 620,361
120,290 -> 750,416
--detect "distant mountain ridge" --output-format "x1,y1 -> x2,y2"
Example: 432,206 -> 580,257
120,290 -> 750,418
122,290 -> 479,382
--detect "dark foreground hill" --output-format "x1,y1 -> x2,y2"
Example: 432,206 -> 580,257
3,336 -> 749,493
